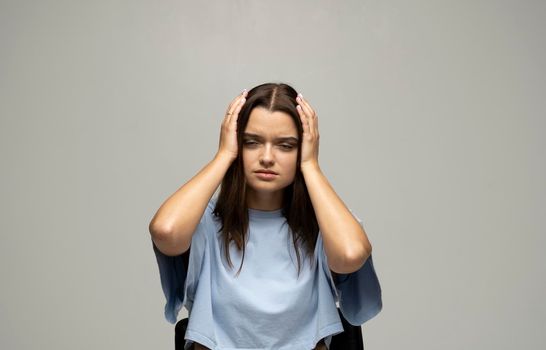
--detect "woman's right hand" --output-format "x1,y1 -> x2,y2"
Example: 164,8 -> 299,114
217,89 -> 247,161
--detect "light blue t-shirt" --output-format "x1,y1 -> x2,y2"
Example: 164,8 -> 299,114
152,197 -> 382,350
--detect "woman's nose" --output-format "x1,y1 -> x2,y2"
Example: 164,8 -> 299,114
259,144 -> 274,165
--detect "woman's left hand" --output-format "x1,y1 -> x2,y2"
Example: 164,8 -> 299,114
296,93 -> 320,170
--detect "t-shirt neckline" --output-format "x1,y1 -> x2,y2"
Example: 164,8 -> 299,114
248,207 -> 283,218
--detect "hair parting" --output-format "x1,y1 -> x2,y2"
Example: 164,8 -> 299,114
212,82 -> 320,277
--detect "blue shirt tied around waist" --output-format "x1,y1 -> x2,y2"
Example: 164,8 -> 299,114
151,197 -> 382,350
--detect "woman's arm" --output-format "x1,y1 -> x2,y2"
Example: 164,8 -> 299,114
149,90 -> 247,256
295,93 -> 371,274
302,163 -> 372,274
149,153 -> 233,256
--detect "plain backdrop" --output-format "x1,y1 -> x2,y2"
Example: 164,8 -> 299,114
1,0 -> 545,349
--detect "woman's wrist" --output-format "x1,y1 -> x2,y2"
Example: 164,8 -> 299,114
214,151 -> 236,165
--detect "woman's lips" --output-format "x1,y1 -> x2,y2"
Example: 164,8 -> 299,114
255,172 -> 278,180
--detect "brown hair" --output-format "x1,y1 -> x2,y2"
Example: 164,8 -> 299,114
213,82 -> 319,277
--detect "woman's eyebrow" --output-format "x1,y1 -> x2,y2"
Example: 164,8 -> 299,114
243,132 -> 299,143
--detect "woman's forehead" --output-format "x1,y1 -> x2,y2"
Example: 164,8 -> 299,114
246,107 -> 297,137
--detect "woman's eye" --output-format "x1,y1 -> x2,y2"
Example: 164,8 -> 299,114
244,141 -> 293,150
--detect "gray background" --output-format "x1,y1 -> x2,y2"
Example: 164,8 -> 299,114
1,0 -> 544,349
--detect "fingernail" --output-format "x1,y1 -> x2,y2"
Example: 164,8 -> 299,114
298,93 -> 303,99
242,88 -> 247,94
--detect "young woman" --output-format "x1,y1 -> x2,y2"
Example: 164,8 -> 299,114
149,83 -> 382,350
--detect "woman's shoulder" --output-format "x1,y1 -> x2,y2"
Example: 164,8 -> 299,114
197,196 -> 218,224
193,196 -> 220,242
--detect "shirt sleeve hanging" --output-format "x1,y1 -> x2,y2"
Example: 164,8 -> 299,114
317,209 -> 383,326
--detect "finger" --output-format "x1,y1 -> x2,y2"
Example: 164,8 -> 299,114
224,91 -> 246,127
305,107 -> 317,137
225,97 -> 238,116
298,94 -> 314,114
225,89 -> 247,116
296,104 -> 310,134
297,94 -> 315,119
228,89 -> 246,110
313,116 -> 319,139
227,95 -> 246,125
298,95 -> 319,138
227,90 -> 246,116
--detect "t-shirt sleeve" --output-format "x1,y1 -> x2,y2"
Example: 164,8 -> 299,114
318,208 -> 383,326
150,200 -> 212,324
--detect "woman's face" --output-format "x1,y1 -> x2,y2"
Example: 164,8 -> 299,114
242,107 -> 299,207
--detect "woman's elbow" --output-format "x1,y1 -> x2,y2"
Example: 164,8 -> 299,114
149,219 -> 170,240
333,245 -> 371,274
